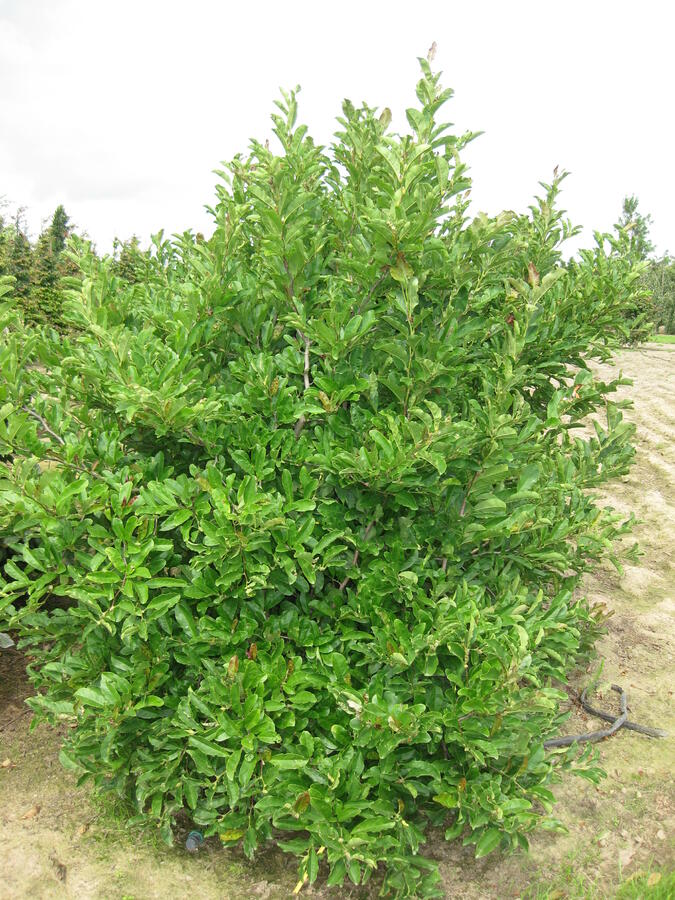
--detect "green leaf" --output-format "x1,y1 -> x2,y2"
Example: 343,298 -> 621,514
296,551 -> 315,585
473,496 -> 507,518
351,816 -> 396,836
307,846 -> 319,883
433,790 -> 459,809
268,755 -> 307,770
475,827 -> 502,858
369,429 -> 394,459
226,748 -> 242,781
75,687 -> 108,708
160,508 -> 192,530
175,602 -> 197,638
188,736 -> 230,758
281,469 -> 293,502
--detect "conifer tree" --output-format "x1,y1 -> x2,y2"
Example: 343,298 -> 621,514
29,205 -> 74,326
618,195 -> 654,260
0,211 -> 8,278
30,227 -> 59,323
8,213 -> 32,301
113,235 -> 145,283
49,204 -> 70,255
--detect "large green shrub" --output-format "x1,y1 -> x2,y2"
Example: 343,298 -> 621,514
0,62 -> 647,896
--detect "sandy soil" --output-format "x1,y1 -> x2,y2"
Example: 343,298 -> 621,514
1,345 -> 673,900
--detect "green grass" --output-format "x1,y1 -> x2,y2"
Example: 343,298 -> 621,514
522,865 -> 675,900
650,333 -> 675,344
615,868 -> 675,898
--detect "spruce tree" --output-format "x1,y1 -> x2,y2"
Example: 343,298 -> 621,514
8,214 -> 32,301
28,205 -> 74,326
30,228 -> 59,323
49,204 -> 70,255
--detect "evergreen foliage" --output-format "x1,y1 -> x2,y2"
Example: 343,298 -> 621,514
0,203 -> 79,327
50,204 -> 70,255
29,228 -> 60,322
112,235 -> 148,284
617,195 -> 654,261
0,211 -> 32,301
28,205 -> 78,326
0,63 -> 650,896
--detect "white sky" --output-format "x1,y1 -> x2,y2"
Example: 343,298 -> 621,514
1,0 -> 673,256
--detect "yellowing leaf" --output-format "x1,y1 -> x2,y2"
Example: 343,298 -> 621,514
292,791 -> 311,816
219,829 -> 245,843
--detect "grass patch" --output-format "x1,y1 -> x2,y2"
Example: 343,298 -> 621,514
523,867 -> 675,900
649,334 -> 675,344
615,868 -> 675,898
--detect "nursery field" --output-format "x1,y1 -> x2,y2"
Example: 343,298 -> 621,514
1,343 -> 673,900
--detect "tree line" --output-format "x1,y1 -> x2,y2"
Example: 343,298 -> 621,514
617,195 -> 674,333
1,195 -> 673,333
0,201 -> 145,328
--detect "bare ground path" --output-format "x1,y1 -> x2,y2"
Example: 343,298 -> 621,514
1,346 -> 673,900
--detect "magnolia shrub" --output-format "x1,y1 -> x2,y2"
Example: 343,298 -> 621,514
0,62 -> 647,896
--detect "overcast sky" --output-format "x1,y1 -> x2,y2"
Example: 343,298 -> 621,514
1,0 -> 673,256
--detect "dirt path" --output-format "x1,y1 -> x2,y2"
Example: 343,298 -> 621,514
1,346 -> 673,900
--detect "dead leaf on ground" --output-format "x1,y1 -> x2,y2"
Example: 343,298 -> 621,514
1,758 -> 13,768
626,870 -> 645,882
647,872 -> 662,886
50,855 -> 67,882
21,804 -> 41,820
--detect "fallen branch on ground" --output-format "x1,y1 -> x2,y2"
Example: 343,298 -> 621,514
543,684 -> 668,749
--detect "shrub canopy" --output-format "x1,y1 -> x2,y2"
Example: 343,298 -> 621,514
0,61 -> 647,896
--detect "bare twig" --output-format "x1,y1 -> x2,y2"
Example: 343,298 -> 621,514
39,455 -> 104,481
184,428 -> 209,449
22,406 -> 65,446
339,550 -> 359,592
302,335 -> 311,390
338,521 -> 375,591
356,270 -> 389,316
294,334 -> 312,438
293,415 -> 306,438
459,470 -> 480,518
0,707 -> 32,732
10,440 -> 104,482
